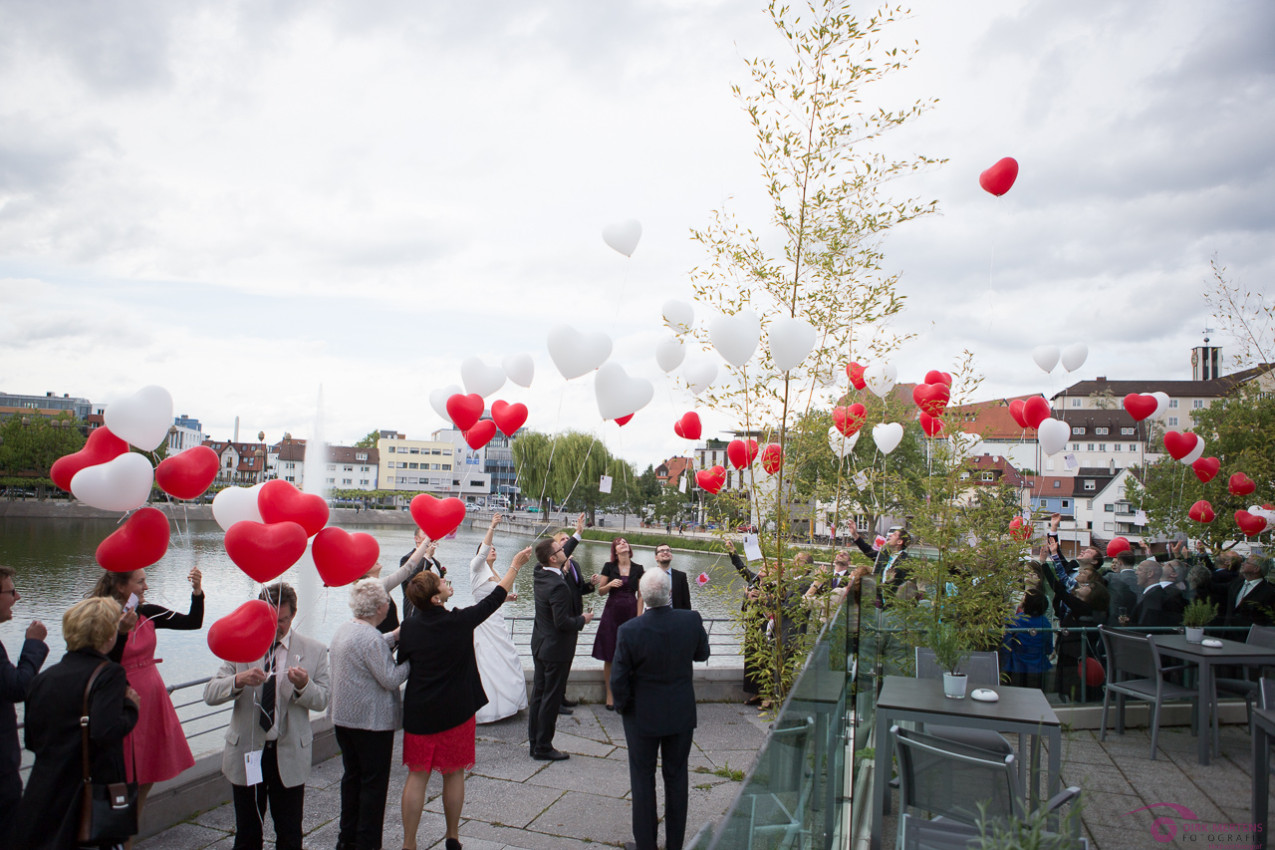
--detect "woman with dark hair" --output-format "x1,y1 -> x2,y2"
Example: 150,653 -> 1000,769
591,537 -> 644,710
1001,590 -> 1054,688
89,567 -> 202,832
398,546 -> 531,850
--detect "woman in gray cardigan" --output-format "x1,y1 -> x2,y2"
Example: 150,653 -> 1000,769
329,578 -> 410,850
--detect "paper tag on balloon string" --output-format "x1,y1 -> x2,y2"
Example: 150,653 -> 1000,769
598,474 -> 613,494
743,534 -> 763,562
1134,510 -> 1148,526
853,472 -> 869,491
245,750 -> 264,786
1063,453 -> 1078,470
679,474 -> 688,493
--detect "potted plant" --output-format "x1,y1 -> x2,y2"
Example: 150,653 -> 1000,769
929,621 -> 972,699
1182,598 -> 1217,643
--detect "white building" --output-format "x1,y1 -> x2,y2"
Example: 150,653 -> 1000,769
273,440 -> 379,491
166,414 -> 205,455
377,431 -> 490,499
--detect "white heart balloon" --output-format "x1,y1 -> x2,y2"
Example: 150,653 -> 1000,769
1038,418 -> 1070,455
768,316 -> 816,372
502,354 -> 535,388
1060,342 -> 1088,373
1179,434 -> 1205,465
104,385 -> 174,451
70,452 -> 154,512
460,356 -> 506,398
709,310 -> 760,368
682,358 -> 718,396
1031,345 -> 1060,373
864,363 -> 898,398
547,325 -> 613,380
429,384 -> 463,421
872,422 -> 904,455
1150,391 -> 1171,421
212,484 -> 265,532
594,362 -> 654,420
655,337 -> 685,373
602,219 -> 642,257
828,426 -> 859,458
662,300 -> 694,334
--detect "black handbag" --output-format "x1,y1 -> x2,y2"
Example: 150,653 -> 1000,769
77,660 -> 139,845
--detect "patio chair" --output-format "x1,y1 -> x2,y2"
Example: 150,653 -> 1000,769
915,648 -> 1013,755
1213,625 -> 1275,732
745,715 -> 815,850
892,725 -> 1083,850
1098,627 -> 1199,759
1262,675 -> 1274,710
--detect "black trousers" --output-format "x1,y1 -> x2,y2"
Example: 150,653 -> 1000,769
528,657 -> 570,753
335,726 -> 395,850
231,742 -> 305,850
624,725 -> 695,850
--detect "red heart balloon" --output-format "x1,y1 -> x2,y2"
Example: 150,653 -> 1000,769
155,445 -> 219,500
832,403 -> 867,437
979,156 -> 1019,197
258,479 -> 329,537
224,520 -> 308,583
726,439 -> 759,470
614,414 -> 633,427
410,493 -> 466,540
761,444 -> 783,475
674,412 -> 702,441
1008,516 -> 1031,541
1188,500 -> 1215,523
912,383 -> 950,416
446,393 -> 485,431
491,400 -> 528,437
207,600 -> 278,664
919,412 -> 943,437
1008,399 -> 1029,429
1106,537 -> 1130,558
1192,456 -> 1221,483
1122,393 -> 1158,422
924,370 -> 953,387
1235,510 -> 1268,537
1228,472 -> 1256,496
464,420 -> 498,450
95,507 -> 170,572
311,527 -> 380,587
1163,431 -> 1198,461
50,427 -> 130,492
845,361 -> 867,390
695,466 -> 726,494
1022,396 -> 1051,429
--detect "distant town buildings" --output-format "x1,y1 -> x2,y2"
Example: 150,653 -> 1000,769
0,391 -> 92,421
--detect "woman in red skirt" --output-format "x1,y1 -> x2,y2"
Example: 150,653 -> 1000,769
398,545 -> 531,850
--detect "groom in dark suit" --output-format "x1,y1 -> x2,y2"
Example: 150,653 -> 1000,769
612,569 -> 711,850
529,536 -> 592,761
653,543 -> 692,610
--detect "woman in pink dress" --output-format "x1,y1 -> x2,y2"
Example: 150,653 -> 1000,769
91,566 -> 204,839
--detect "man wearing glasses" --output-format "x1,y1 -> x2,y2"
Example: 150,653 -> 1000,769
529,538 -> 593,761
0,565 -> 48,842
652,544 -> 692,611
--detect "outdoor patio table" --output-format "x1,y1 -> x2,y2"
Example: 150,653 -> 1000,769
869,675 -> 1062,850
1154,634 -> 1275,766
1254,707 -> 1273,850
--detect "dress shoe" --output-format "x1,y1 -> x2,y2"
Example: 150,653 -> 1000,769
559,706 -> 574,715
532,748 -> 570,761
561,698 -> 578,708
605,703 -> 615,711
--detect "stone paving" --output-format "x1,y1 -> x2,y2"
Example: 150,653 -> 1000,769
138,702 -> 770,850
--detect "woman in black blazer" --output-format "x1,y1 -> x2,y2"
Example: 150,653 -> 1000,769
398,545 -> 530,850
13,597 -> 140,850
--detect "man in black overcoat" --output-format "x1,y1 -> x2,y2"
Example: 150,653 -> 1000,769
529,537 -> 592,760
1226,555 -> 1275,627
0,565 -> 47,841
554,513 -> 596,713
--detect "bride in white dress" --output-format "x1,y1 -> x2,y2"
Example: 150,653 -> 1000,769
469,513 -> 529,723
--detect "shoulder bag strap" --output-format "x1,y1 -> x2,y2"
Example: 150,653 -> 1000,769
79,660 -> 112,841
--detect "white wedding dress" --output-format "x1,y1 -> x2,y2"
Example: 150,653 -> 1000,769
469,547 -> 529,723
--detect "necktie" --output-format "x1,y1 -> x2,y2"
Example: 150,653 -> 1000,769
1239,580 -> 1259,603
258,644 -> 277,732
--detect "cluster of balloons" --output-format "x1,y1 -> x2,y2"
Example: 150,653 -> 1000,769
1183,468 -> 1272,537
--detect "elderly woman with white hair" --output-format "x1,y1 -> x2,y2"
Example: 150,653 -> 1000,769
329,578 -> 411,850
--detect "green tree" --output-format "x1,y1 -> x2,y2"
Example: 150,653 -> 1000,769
512,430 -> 619,520
355,430 -> 380,449
0,414 -> 86,497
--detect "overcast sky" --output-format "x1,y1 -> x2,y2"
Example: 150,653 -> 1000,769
2,0 -> 1272,476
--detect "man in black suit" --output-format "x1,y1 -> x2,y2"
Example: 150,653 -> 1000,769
845,520 -> 911,589
612,569 -> 711,850
653,543 -> 692,610
554,514 -> 596,713
0,565 -> 48,842
1122,560 -> 1185,628
1226,555 -> 1275,627
529,536 -> 592,761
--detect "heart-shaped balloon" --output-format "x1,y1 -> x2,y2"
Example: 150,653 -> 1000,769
864,363 -> 898,398
155,445 -> 219,500
429,384 -> 463,421
1228,472 -> 1256,496
1149,392 -> 1171,421
70,452 -> 155,512
655,337 -> 685,373
104,385 -> 174,451
1179,438 -> 1205,466
212,484 -> 265,532
662,300 -> 694,334
1008,399 -> 1029,429
446,393 -> 485,432
1122,393 -> 1158,422
95,507 -> 170,572
51,427 -> 131,492
768,316 -> 816,372
760,444 -> 783,475
595,362 -> 654,420
502,354 -> 535,388
924,370 -> 953,387
845,362 -> 867,390
979,156 -> 1019,197
491,400 -> 528,437
832,403 -> 867,437
1192,457 -> 1220,483
695,466 -> 726,494
257,479 -> 330,537
409,494 -> 466,540
912,383 -> 950,416
1235,510 -> 1268,537
602,219 -> 642,257
872,422 -> 903,455
1038,419 -> 1069,455
1163,431 -> 1199,461
919,412 -> 943,437
547,325 -> 612,380
224,520 -> 308,583
1008,516 -> 1032,541
311,527 -> 380,587
1106,537 -> 1131,558
614,414 -> 633,427
465,420 -> 498,450
207,600 -> 277,664
1060,343 -> 1088,373
682,358 -> 718,395
828,427 -> 859,458
673,412 -> 702,441
727,439 -> 759,470
1023,397 -> 1052,429
709,310 -> 760,368
460,356 -> 506,398
1031,345 -> 1060,373
1188,500 -> 1215,523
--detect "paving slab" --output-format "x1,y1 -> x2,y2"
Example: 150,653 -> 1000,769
424,774 -> 564,829
528,789 -> 635,846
